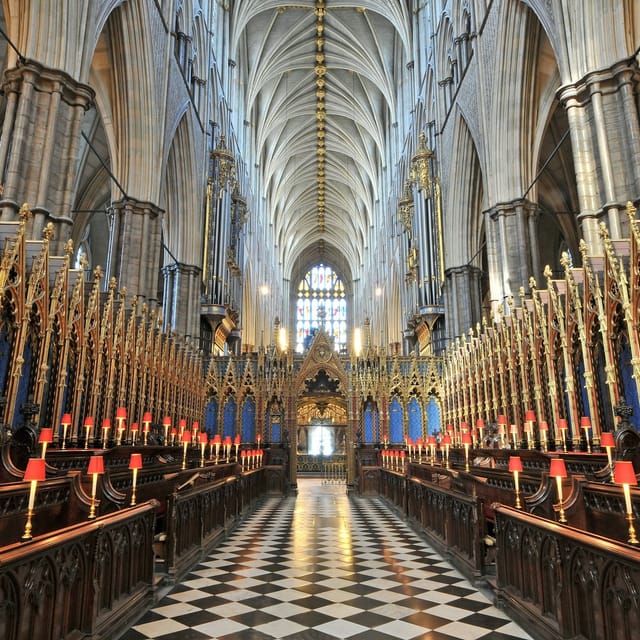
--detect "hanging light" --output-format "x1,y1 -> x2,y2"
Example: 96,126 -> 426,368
409,132 -> 434,195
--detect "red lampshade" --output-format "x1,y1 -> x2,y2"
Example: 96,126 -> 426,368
115,407 -> 126,419
509,456 -> 523,472
199,431 -> 208,444
400,450 -> 406,457
442,435 -> 452,445
223,436 -> 232,445
162,416 -> 171,427
601,432 -> 615,448
510,424 -> 518,433
614,461 -> 638,485
525,410 -> 536,422
416,437 -> 424,446
446,424 -> 453,433
143,412 -> 152,422
87,455 -> 105,475
128,453 -> 143,470
428,436 -> 436,445
84,416 -> 94,427
61,413 -> 72,425
580,416 -> 591,427
462,433 -> 472,445
497,415 -> 507,425
192,421 -> 199,431
181,430 -> 191,443
24,458 -> 46,481
170,427 -> 177,436
557,418 -> 568,430
460,422 -> 469,433
131,422 -> 139,432
102,418 -> 111,429
38,428 -> 53,444
179,418 -> 186,429
213,434 -> 221,444
406,437 -> 414,445
613,460 -> 638,484
549,458 -> 567,478
476,419 -> 485,428
538,421 -> 549,432
234,434 -> 241,445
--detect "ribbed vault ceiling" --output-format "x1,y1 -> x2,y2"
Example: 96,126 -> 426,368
231,1 -> 411,282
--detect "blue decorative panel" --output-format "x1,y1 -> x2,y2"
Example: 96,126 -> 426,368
364,401 -> 374,443
389,397 -> 403,443
14,340 -> 32,429
242,398 -> 256,442
223,398 -> 237,438
205,399 -> 218,436
408,397 -> 422,440
0,323 -> 10,394
620,338 -> 639,429
271,422 -> 280,442
426,396 -> 441,435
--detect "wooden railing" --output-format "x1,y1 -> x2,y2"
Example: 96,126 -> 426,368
164,468 -> 265,580
379,468 -> 486,577
0,501 -> 157,640
494,504 -> 640,640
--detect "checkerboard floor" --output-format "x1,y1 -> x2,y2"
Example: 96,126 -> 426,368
120,479 -> 533,640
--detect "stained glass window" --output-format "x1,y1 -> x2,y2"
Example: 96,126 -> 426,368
296,264 -> 347,353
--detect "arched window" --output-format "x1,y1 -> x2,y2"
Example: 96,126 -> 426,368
295,264 -> 346,353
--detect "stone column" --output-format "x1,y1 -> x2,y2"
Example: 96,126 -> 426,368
558,59 -> 640,250
107,198 -> 163,308
483,198 -> 540,312
0,61 -> 94,249
444,264 -> 482,342
162,262 -> 202,338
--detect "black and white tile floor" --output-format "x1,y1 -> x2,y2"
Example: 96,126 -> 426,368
121,479 -> 533,640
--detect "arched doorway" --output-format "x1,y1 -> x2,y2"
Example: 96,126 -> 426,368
292,329 -> 350,483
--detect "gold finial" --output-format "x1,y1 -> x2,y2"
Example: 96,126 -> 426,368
578,239 -> 588,261
543,264 -> 553,279
120,287 -> 127,298
93,265 -> 103,280
598,220 -> 610,240
108,276 -> 117,291
518,285 -> 525,298
64,239 -> 73,256
42,223 -> 54,242
560,250 -> 571,268
529,276 -> 537,290
19,203 -> 32,222
626,200 -> 637,221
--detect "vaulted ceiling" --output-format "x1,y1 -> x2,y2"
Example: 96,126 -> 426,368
231,1 -> 413,283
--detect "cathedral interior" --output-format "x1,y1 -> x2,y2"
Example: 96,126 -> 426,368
0,2 -> 640,640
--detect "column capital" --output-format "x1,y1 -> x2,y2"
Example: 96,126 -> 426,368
484,198 -> 538,221
109,197 -> 164,219
2,59 -> 95,108
557,58 -> 639,106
